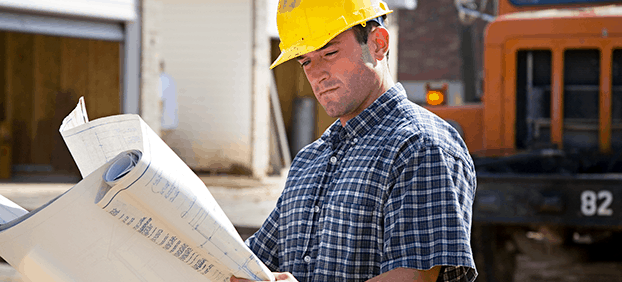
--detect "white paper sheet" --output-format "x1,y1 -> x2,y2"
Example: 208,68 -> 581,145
58,96 -> 88,133
0,101 -> 274,282
0,195 -> 28,224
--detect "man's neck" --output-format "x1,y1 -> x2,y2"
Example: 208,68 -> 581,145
339,70 -> 395,126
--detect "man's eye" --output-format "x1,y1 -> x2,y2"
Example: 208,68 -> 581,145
301,61 -> 310,67
326,51 -> 338,56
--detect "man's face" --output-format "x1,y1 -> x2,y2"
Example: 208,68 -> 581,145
296,29 -> 379,122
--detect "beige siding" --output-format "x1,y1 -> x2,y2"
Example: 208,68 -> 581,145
159,0 -> 254,171
142,0 -> 163,136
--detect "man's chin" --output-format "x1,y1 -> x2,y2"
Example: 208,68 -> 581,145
322,107 -> 344,119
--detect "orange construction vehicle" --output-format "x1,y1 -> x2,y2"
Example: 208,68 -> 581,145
425,0 -> 622,281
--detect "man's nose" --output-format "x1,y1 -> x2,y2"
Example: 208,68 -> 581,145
305,59 -> 330,85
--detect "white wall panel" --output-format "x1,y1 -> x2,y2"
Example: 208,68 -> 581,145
0,0 -> 137,21
0,10 -> 124,41
159,0 -> 253,171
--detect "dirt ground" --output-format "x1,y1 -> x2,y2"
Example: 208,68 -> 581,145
512,254 -> 622,282
2,251 -> 622,281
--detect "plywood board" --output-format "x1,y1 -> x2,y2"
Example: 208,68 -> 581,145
60,37 -> 89,106
0,32 -> 6,122
88,40 -> 120,120
32,35 -> 62,165
7,33 -> 34,166
1,32 -> 120,176
55,37 -> 91,174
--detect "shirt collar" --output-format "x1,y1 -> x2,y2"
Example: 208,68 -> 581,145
322,83 -> 407,145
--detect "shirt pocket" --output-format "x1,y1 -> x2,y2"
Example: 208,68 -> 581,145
320,201 -> 382,278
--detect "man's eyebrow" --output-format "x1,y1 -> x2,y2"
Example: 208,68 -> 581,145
295,41 -> 337,61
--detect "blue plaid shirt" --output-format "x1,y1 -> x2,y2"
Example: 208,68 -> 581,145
246,83 -> 477,281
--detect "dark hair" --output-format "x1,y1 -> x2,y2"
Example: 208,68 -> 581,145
351,15 -> 387,45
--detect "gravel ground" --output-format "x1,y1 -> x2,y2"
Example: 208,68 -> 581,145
512,254 -> 622,282
1,254 -> 622,281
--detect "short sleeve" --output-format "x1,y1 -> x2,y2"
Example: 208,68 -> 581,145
382,144 -> 477,282
245,200 -> 281,272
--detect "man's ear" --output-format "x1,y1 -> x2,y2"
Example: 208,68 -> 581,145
368,27 -> 390,61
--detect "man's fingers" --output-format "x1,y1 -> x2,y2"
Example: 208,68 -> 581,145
230,272 -> 298,282
275,273 -> 290,280
230,276 -> 252,282
274,272 -> 298,281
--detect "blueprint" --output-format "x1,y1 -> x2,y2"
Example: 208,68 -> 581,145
58,96 -> 88,133
0,195 -> 27,224
0,99 -> 274,282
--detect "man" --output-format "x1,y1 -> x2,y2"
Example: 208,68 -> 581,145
233,0 -> 477,281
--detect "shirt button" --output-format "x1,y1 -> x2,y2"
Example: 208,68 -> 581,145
303,256 -> 311,263
330,156 -> 337,164
314,206 -> 320,213
353,138 -> 358,143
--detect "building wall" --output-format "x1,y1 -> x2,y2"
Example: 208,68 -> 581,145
397,0 -> 488,104
156,0 -> 254,172
397,0 -> 462,81
142,0 -> 163,135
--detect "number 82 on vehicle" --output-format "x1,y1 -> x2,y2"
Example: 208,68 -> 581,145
580,190 -> 613,217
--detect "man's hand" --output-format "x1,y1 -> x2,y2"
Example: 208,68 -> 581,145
365,266 -> 442,282
230,272 -> 298,282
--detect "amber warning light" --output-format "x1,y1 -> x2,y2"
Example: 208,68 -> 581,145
426,90 -> 444,106
425,83 -> 448,106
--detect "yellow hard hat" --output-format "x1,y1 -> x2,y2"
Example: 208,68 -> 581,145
270,0 -> 393,69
